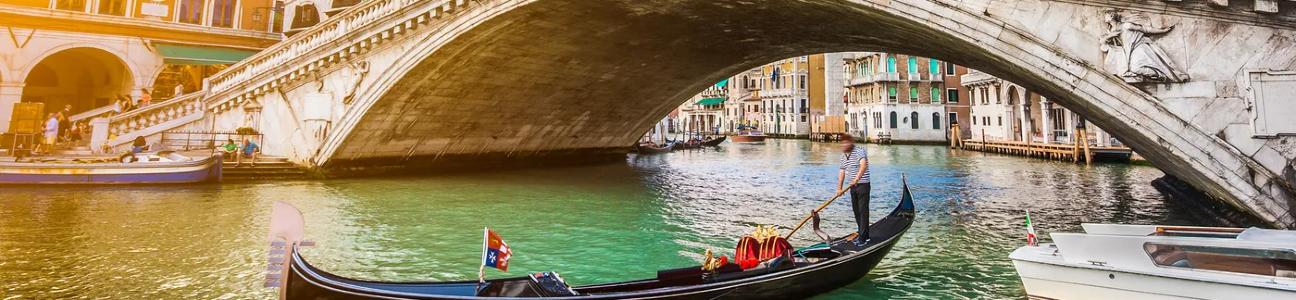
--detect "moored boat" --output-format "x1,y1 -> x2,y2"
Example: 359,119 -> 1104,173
635,142 -> 676,154
0,152 -> 222,184
269,178 -> 917,299
1010,224 -> 1296,300
700,136 -> 726,147
731,131 -> 766,143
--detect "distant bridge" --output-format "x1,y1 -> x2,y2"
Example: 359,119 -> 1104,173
108,0 -> 1296,228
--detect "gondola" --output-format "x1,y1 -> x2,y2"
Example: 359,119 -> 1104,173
634,142 -> 676,154
700,136 -> 726,147
269,178 -> 915,299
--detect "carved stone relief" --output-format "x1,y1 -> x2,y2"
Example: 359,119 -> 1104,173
1101,10 -> 1189,83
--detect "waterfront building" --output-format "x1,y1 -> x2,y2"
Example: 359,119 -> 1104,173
679,55 -> 828,138
842,52 -> 950,143
0,0 -> 291,133
678,80 -> 728,135
961,70 -> 1120,146
755,55 -> 823,138
943,63 -> 972,139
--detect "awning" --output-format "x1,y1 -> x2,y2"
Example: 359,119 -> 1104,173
697,97 -> 725,106
155,43 -> 259,65
713,79 -> 729,89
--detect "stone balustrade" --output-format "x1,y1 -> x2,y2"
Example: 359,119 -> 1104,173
107,93 -> 204,141
203,0 -> 467,112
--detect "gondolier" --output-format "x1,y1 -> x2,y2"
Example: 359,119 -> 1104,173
837,134 -> 870,246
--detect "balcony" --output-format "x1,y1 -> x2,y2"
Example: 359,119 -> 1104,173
962,71 -> 998,86
847,75 -> 873,86
761,88 -> 806,98
927,73 -> 944,82
876,72 -> 900,81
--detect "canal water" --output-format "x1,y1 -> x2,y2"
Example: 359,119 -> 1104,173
0,140 -> 1212,299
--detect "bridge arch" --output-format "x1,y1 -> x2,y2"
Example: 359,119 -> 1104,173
19,46 -> 138,113
301,0 -> 1291,227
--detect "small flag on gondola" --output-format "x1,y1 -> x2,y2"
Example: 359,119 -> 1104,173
480,227 -> 512,276
1025,210 -> 1038,246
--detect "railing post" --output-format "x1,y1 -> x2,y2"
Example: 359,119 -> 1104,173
90,117 -> 109,154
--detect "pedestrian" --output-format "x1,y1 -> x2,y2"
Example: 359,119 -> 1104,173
173,83 -> 184,98
138,88 -> 152,107
221,138 -> 238,160
119,94 -> 135,112
835,134 -> 871,247
130,135 -> 147,154
68,121 -> 84,143
58,105 -> 71,141
236,137 -> 260,167
43,113 -> 59,150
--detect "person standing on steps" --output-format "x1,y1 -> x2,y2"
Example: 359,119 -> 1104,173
835,134 -> 871,247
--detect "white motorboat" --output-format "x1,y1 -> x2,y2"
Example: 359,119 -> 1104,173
1010,224 -> 1296,300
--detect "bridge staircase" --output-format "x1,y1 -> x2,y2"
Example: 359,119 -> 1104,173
221,156 -> 311,181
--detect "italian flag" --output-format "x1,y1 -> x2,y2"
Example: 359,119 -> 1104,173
1025,210 -> 1038,246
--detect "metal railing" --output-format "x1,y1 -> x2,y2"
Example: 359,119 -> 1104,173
162,130 -> 265,152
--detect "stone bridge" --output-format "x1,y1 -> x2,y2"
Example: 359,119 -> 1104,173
114,0 -> 1296,227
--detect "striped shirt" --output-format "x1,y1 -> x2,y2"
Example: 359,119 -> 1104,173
839,146 -> 870,184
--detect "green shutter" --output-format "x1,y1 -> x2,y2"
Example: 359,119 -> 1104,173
932,88 -> 940,103
909,87 -> 918,100
930,59 -> 939,75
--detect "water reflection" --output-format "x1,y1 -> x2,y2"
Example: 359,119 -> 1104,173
1,140 -> 1208,299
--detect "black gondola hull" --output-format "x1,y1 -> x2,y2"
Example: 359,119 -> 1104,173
283,181 -> 916,299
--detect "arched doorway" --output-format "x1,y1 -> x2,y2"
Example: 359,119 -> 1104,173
22,47 -> 133,115
1006,86 -> 1021,141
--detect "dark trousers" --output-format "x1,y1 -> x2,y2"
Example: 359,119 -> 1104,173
849,182 -> 871,240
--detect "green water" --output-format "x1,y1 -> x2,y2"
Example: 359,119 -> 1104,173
0,140 -> 1208,299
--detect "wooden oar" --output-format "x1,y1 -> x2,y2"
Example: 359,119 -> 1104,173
784,188 -> 850,239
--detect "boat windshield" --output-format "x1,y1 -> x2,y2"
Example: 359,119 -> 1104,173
1144,243 -> 1296,278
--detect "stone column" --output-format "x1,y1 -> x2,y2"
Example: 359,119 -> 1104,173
0,82 -> 25,133
1040,97 -> 1053,143
1019,94 -> 1030,142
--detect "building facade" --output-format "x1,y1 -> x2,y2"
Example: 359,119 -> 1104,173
842,52 -> 950,143
942,62 -> 971,139
961,70 -> 1120,146
0,0 -> 291,133
756,55 -> 821,138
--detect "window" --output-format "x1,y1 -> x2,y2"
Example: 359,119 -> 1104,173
801,116 -> 807,122
946,63 -> 956,75
997,117 -> 1002,126
929,59 -> 939,76
888,86 -> 897,102
98,0 -> 126,16
874,112 -> 883,129
933,113 -> 941,129
1144,243 -> 1296,277
211,0 -> 237,27
886,57 -> 897,73
178,0 -> 205,24
800,99 -> 808,113
972,116 -> 977,125
54,0 -> 86,11
949,112 -> 958,127
931,88 -> 941,104
947,88 -> 959,104
909,87 -> 918,102
799,75 -> 806,89
889,111 -> 898,129
907,57 -> 918,74
911,112 -> 920,129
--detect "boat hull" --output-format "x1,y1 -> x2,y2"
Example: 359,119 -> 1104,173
730,135 -> 766,143
0,155 -> 222,184
1012,247 -> 1296,300
281,180 -> 917,299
